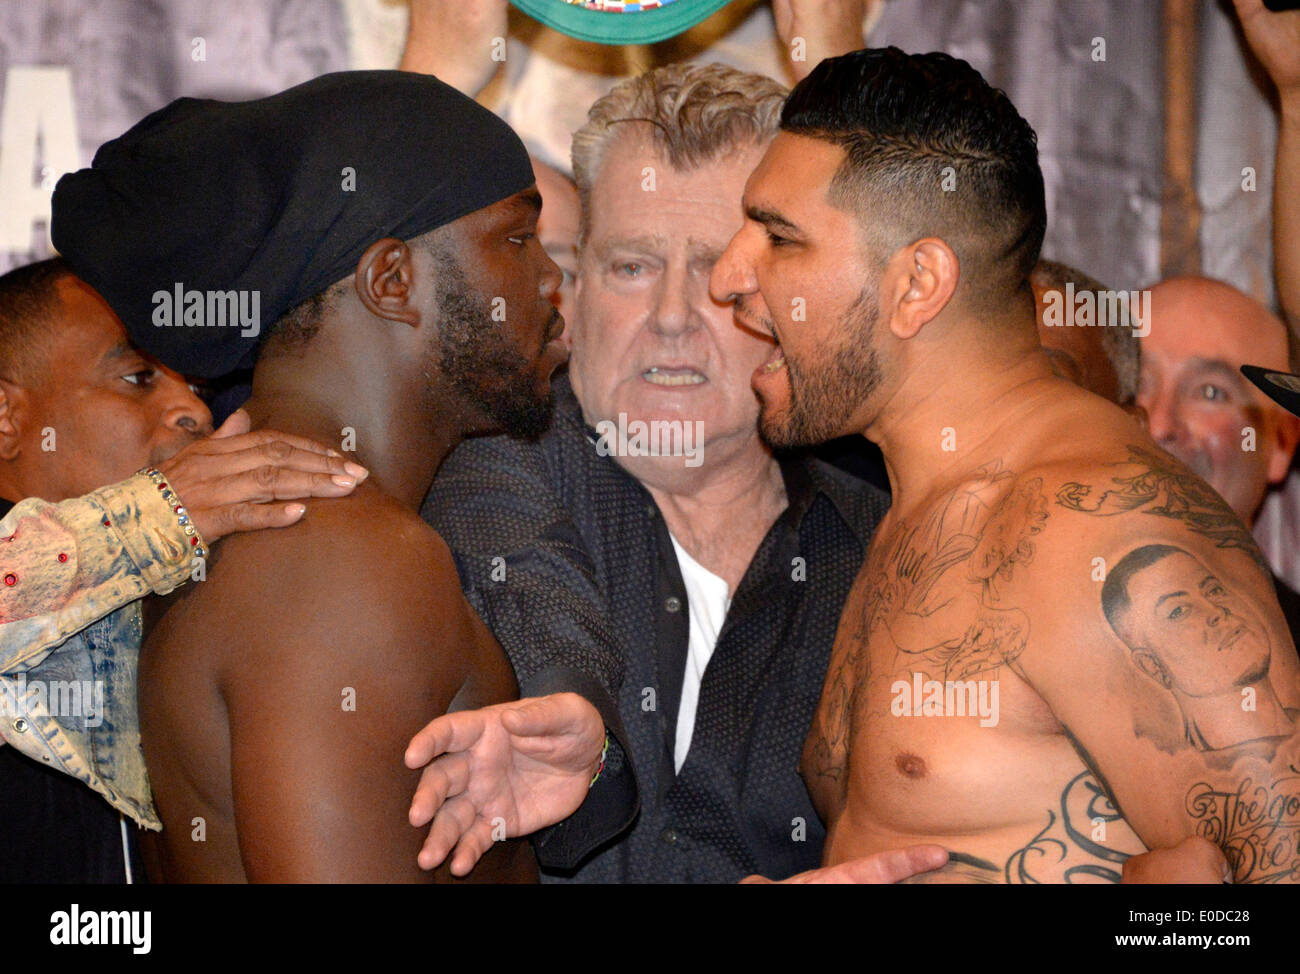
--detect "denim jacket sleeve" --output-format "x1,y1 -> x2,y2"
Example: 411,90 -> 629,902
1,472 -> 197,829
1,471 -> 195,667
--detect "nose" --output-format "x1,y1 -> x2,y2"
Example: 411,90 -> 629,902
538,248 -> 563,303
156,365 -> 214,437
1139,388 -> 1184,450
649,260 -> 694,338
709,225 -> 758,305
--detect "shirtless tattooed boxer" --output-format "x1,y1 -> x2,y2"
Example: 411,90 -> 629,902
711,48 -> 1300,884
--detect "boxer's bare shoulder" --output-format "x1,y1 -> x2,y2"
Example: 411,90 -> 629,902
140,485 -> 536,883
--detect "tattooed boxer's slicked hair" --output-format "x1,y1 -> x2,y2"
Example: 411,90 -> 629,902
781,47 -> 1047,314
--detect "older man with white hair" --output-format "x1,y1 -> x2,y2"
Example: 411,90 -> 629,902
408,61 -> 944,884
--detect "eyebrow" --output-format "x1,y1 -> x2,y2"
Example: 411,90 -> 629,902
501,189 -> 543,221
1184,358 -> 1250,392
745,205 -> 800,235
592,235 -> 722,263
1154,590 -> 1189,613
99,341 -> 139,366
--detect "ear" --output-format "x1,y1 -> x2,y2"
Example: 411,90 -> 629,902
1132,648 -> 1173,690
0,378 -> 28,462
882,237 -> 959,341
1265,412 -> 1300,485
354,237 -> 420,326
1124,401 -> 1150,432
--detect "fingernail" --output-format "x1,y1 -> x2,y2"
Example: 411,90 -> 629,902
286,503 -> 306,517
332,475 -> 356,488
343,462 -> 369,480
327,449 -> 342,458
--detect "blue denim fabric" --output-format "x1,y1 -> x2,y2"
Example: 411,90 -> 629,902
1,474 -> 198,829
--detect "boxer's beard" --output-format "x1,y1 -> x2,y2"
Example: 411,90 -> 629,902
426,250 -> 554,439
762,284 -> 883,448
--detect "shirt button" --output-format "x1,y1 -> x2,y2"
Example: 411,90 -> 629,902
13,718 -> 28,733
661,827 -> 679,845
664,596 -> 682,613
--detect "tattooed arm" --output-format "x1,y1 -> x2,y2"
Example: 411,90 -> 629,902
1024,448 -> 1300,882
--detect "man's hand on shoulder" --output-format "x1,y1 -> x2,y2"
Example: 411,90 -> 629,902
405,692 -> 605,875
158,409 -> 368,541
741,846 -> 949,884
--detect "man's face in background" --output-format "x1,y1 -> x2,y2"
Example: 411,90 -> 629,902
1139,277 -> 1299,526
0,275 -> 211,502
1031,280 -> 1123,404
532,157 -> 580,347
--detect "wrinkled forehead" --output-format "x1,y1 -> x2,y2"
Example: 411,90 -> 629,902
585,133 -> 763,243
40,277 -> 132,368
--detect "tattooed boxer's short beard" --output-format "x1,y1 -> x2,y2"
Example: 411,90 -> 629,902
761,284 -> 883,448
426,252 -> 554,439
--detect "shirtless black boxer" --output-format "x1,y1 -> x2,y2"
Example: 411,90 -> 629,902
53,72 -> 567,882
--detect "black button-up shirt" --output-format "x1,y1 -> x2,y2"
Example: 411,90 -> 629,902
423,376 -> 888,882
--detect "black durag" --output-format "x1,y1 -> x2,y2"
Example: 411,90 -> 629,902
51,70 -> 534,378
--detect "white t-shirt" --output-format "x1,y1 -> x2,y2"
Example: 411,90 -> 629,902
668,531 -> 732,774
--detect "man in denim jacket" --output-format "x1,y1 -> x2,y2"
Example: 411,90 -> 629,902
0,258 -> 366,881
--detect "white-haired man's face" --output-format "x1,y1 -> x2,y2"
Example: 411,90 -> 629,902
568,132 -> 775,471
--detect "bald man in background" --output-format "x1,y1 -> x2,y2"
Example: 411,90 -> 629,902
1139,276 -> 1300,643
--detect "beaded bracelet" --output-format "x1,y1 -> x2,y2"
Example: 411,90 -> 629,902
589,730 -> 611,788
140,467 -> 208,560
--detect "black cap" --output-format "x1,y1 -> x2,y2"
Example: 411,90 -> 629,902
52,70 -> 534,378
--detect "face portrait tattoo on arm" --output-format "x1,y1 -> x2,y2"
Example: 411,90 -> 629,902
1101,544 -> 1296,752
1055,444 -> 1271,576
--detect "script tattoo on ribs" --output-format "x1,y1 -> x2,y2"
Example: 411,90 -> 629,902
902,772 -> 1137,884
1055,444 -> 1270,575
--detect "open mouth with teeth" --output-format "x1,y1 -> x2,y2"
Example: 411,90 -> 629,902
643,366 -> 707,387
760,341 -> 786,374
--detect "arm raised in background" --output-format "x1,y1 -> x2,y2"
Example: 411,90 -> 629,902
1235,0 -> 1300,336
400,0 -> 508,98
